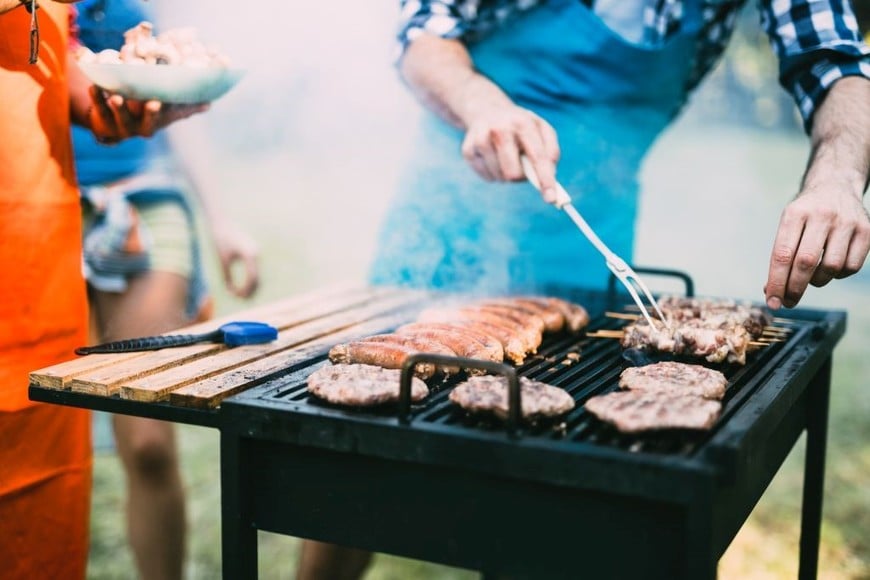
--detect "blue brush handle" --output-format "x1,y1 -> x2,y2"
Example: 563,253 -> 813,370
75,321 -> 278,355
75,330 -> 223,355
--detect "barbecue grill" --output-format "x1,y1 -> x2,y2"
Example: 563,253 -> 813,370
28,271 -> 845,580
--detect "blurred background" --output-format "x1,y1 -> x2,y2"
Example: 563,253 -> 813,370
88,2 -> 870,578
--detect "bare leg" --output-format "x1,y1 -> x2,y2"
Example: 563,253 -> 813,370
297,541 -> 373,580
91,271 -> 189,580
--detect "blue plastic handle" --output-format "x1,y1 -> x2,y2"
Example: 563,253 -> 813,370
219,321 -> 279,346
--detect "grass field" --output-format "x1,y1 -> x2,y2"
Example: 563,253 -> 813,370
86,120 -> 870,579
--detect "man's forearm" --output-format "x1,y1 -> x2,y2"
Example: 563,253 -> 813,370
802,76 -> 870,197
400,34 -> 513,130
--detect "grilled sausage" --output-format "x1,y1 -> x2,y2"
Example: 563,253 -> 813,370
480,298 -> 565,332
473,304 -> 547,335
524,297 -> 589,332
394,324 -> 503,374
417,308 -> 541,359
328,341 -> 437,379
396,323 -> 504,363
360,334 -> 460,376
449,320 -> 531,365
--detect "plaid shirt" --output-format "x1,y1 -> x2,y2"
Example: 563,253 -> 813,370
397,0 -> 870,131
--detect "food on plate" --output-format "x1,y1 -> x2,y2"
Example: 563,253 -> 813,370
394,323 -> 504,369
618,361 -> 728,400
76,21 -> 230,67
584,390 -> 722,433
328,341 -> 439,380
620,317 -> 750,365
306,363 -> 428,406
449,375 -> 575,421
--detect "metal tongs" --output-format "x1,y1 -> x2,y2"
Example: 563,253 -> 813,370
520,156 -> 667,328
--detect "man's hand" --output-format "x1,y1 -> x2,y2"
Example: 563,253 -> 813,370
764,185 -> 870,309
461,104 -> 560,202
400,34 -> 561,203
87,86 -> 209,144
763,76 -> 870,309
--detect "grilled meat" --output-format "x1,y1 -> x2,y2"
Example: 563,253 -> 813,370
621,318 -> 750,365
524,297 -> 590,332
619,361 -> 728,400
417,306 -> 543,357
394,323 -> 504,372
307,363 -> 428,406
656,295 -> 772,338
417,308 -> 537,364
328,341 -> 438,379
584,390 -> 722,433
481,298 -> 565,332
361,334 -> 460,376
449,375 -> 575,421
473,304 -> 547,334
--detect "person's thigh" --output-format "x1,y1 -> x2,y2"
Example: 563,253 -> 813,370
91,270 -> 189,341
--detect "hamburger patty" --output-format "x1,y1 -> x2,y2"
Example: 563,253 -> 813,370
584,390 -> 721,433
449,375 -> 575,421
307,363 -> 429,406
619,361 -> 728,400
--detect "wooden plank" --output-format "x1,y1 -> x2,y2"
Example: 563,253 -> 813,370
29,352 -> 151,389
67,287 -> 422,397
115,290 -> 429,402
169,312 -> 415,408
29,283 -> 377,390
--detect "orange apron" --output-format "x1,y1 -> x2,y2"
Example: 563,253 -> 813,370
0,5 -> 92,578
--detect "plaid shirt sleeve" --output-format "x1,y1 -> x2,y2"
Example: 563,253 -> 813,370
760,0 -> 870,132
396,1 -> 470,62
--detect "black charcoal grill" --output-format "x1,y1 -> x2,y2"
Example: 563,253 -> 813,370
217,273 -> 845,580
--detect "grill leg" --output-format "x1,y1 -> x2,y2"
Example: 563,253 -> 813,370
798,358 -> 831,580
221,431 -> 258,580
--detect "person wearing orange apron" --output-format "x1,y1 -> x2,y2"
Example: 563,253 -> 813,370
0,3 -> 92,578
1,4 -> 210,576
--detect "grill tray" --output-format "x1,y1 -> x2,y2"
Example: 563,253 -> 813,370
239,308 -> 818,457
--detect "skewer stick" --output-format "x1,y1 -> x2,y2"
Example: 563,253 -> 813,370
586,330 -> 625,339
605,311 -> 641,320
756,337 -> 784,343
772,317 -> 797,325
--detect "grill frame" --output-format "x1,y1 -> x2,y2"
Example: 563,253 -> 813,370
26,276 -> 846,579
218,294 -> 844,579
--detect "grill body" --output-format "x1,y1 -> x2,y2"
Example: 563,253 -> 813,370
218,291 -> 844,579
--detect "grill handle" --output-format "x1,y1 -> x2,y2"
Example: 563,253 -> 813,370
399,354 -> 522,437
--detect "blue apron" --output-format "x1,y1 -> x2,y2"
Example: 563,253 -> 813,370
370,0 -> 703,294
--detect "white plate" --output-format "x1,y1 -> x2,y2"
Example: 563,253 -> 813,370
79,62 -> 244,104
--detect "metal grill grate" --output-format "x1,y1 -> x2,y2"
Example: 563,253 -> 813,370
254,311 -> 814,457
